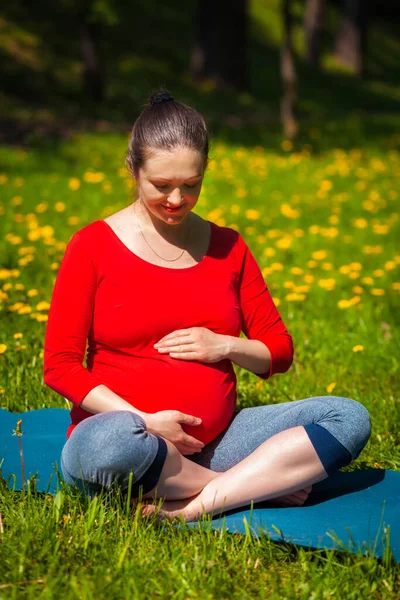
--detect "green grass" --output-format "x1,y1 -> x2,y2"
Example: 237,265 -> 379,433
1,1 -> 400,597
0,125 -> 399,597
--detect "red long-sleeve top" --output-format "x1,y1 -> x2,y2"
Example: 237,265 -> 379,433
43,219 -> 294,444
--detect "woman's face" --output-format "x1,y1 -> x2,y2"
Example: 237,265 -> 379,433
135,146 -> 205,225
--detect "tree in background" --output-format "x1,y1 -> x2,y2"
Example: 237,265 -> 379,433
333,0 -> 368,77
190,0 -> 249,91
281,0 -> 297,139
304,0 -> 327,68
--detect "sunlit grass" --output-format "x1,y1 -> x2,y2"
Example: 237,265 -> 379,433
0,128 -> 399,595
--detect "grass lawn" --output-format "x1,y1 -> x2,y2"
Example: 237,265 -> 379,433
1,0 -> 400,597
0,121 -> 399,597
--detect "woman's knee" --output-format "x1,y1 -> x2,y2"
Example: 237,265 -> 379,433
61,411 -> 161,490
320,396 -> 372,459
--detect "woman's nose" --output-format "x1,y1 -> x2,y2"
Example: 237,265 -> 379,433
167,188 -> 184,204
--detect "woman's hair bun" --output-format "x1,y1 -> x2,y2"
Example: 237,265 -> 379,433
150,90 -> 175,105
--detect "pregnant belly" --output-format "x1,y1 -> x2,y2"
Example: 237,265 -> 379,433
89,353 -> 237,445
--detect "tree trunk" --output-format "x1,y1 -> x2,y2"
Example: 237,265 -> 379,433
190,0 -> 248,91
281,0 -> 297,139
304,0 -> 326,67
79,19 -> 104,102
334,0 -> 368,77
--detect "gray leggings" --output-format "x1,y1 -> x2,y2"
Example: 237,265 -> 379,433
60,395 -> 372,497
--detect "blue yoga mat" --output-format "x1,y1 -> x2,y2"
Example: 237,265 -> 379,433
1,408 -> 398,561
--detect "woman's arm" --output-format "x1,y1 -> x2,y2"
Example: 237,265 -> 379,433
236,233 -> 294,379
222,335 -> 271,375
80,384 -> 148,419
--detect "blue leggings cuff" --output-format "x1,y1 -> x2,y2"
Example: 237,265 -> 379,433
130,435 -> 168,497
303,423 -> 352,475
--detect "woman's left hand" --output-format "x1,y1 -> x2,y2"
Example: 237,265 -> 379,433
154,328 -> 230,363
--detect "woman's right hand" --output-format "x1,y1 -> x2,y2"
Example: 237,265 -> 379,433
143,410 -> 205,456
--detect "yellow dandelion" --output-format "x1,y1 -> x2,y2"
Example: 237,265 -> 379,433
295,285 -> 310,293
286,293 -> 306,301
339,265 -> 351,275
35,314 -> 48,322
83,171 -> 105,183
322,262 -> 333,271
338,299 -> 350,309
68,177 -> 81,192
27,289 -> 39,297
291,267 -> 303,275
263,247 -> 276,257
55,202 -> 66,212
0,344 -> 7,354
307,260 -> 317,268
320,180 -> 333,192
13,333 -> 23,339
312,250 -> 327,261
207,208 -> 223,221
236,188 -> 248,199
280,204 -> 300,219
272,297 -> 281,307
353,218 -> 368,229
304,274 -> 315,283
245,209 -> 260,220
318,278 -> 336,290
373,269 -> 384,277
276,237 -> 292,249
36,301 -> 50,311
68,216 -> 80,225
230,204 -> 241,214
361,276 -> 374,285
271,263 -> 284,271
262,267 -> 273,277
392,282 -> 400,291
353,345 -> 364,353
385,261 -> 396,271
327,382 -> 336,393
371,288 -> 385,296
352,286 -> 364,295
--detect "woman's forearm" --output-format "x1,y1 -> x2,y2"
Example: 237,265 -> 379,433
80,384 -> 148,420
223,335 -> 271,376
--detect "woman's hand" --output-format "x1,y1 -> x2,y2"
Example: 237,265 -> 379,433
154,327 -> 230,363
144,410 -> 205,456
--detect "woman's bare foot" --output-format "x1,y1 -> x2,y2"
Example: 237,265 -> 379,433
139,486 -> 313,522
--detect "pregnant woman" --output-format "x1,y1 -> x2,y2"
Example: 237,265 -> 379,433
44,89 -> 371,522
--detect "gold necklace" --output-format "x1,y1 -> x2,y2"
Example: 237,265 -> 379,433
133,201 -> 191,262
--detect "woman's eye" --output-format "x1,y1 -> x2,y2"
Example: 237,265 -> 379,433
155,183 -> 198,190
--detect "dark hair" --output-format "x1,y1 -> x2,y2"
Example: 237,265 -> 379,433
125,89 -> 210,180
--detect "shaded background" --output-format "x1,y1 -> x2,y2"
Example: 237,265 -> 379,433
1,0 -> 400,150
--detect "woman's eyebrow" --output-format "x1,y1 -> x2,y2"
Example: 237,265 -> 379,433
151,174 -> 202,181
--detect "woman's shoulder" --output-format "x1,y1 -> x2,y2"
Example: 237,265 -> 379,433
67,219 -> 106,246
